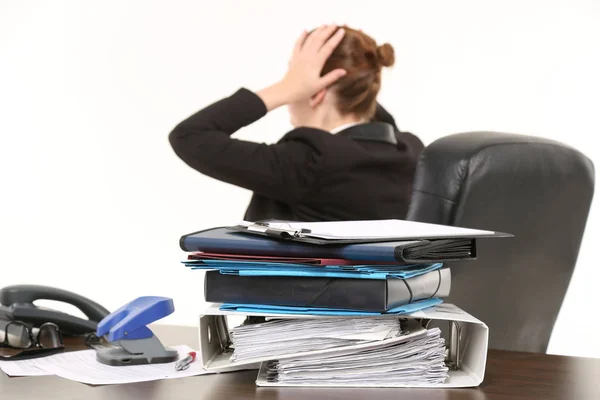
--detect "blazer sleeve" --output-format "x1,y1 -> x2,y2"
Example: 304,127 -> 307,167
168,88 -> 322,204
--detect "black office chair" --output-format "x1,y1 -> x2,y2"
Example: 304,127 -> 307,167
406,132 -> 594,353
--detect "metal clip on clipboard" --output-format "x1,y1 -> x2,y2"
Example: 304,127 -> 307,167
246,222 -> 312,240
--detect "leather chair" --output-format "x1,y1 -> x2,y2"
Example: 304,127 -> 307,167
406,132 -> 594,353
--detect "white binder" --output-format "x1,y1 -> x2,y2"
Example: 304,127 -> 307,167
198,303 -> 489,388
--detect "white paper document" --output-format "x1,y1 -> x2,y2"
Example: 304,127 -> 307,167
242,219 -> 496,240
0,357 -> 52,377
200,303 -> 490,388
259,328 -> 448,386
0,345 -> 209,385
230,317 -> 401,362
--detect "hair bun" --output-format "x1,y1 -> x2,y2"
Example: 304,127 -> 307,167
376,43 -> 395,67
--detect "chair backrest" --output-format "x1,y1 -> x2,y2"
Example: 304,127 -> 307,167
407,132 -> 594,353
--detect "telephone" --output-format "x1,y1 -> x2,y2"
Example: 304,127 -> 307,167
0,285 -> 110,335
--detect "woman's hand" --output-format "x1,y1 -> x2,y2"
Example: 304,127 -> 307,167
258,25 -> 347,111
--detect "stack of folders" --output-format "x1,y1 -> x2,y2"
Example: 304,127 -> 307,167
179,219 -> 508,386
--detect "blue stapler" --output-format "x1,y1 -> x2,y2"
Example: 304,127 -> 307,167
95,296 -> 179,366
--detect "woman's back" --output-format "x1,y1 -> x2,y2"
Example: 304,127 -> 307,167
245,122 -> 423,222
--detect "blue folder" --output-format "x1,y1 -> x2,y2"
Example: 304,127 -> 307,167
219,298 -> 443,315
184,260 -> 443,280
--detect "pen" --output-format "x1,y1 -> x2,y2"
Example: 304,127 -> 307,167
174,351 -> 196,371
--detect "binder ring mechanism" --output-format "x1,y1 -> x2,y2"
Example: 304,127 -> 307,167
422,319 -> 461,370
247,222 -> 312,240
447,321 -> 462,370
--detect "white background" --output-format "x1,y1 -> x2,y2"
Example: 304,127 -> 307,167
1,0 -> 598,358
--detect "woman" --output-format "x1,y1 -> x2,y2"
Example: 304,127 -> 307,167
169,25 -> 424,222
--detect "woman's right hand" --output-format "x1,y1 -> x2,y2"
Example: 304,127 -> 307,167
258,25 -> 347,111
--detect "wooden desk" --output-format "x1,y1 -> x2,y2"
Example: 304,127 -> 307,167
2,325 -> 599,400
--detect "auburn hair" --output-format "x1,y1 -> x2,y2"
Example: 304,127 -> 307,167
321,26 -> 395,119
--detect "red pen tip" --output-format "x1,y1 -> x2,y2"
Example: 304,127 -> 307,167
189,351 -> 196,361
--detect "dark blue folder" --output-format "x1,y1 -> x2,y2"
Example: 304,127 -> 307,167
180,227 -> 476,263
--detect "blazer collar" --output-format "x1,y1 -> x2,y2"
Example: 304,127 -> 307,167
337,122 -> 398,145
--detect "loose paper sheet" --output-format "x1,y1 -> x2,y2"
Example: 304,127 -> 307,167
0,345 -> 210,385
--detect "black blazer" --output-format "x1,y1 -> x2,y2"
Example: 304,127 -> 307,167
169,88 -> 424,221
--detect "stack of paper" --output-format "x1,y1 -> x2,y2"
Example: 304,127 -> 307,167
184,219 -> 505,388
262,327 -> 448,386
230,317 -> 402,362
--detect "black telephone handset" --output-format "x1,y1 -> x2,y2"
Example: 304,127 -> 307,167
0,285 -> 110,335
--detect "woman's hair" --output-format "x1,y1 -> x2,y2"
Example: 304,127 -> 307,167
321,26 -> 395,119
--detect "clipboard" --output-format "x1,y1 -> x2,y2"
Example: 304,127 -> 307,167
230,219 -> 511,244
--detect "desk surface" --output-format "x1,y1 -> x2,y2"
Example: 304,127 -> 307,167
2,324 -> 599,400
